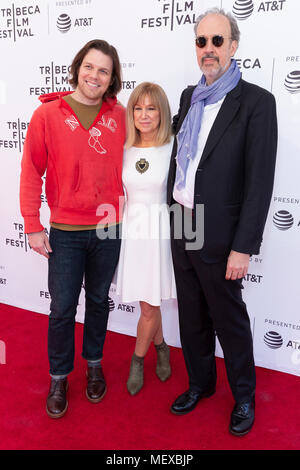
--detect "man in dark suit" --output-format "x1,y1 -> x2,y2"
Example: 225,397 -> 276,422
167,8 -> 277,436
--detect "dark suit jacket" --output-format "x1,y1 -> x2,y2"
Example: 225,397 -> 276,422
167,79 -> 278,263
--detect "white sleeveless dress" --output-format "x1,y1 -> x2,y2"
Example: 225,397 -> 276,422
116,140 -> 177,306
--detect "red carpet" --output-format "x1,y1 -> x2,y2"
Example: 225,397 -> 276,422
0,303 -> 299,450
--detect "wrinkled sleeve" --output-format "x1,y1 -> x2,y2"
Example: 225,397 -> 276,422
20,106 -> 48,233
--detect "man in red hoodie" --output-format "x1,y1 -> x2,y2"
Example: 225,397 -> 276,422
20,40 -> 126,418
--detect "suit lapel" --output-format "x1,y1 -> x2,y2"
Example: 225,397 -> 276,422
169,86 -> 195,180
199,80 -> 242,165
168,80 -> 242,202
175,86 -> 195,133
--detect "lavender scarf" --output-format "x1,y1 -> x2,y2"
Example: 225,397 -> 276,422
175,59 -> 241,190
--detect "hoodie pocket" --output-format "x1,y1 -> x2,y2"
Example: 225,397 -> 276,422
71,160 -> 105,210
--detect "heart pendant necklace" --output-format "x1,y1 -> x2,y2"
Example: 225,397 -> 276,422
135,158 -> 149,174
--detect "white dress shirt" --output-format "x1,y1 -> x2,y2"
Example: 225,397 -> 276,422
173,97 -> 225,208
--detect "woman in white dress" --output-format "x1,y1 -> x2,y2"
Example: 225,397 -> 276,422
116,82 -> 176,395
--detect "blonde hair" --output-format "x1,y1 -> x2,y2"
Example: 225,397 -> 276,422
126,82 -> 172,148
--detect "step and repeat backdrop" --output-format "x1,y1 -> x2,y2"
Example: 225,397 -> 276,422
0,0 -> 300,376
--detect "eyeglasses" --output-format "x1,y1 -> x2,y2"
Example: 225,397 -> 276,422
195,35 -> 231,48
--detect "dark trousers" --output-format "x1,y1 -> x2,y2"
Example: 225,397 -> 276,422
171,233 -> 256,403
48,226 -> 121,376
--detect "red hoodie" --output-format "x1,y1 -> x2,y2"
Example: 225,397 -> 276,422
20,92 -> 126,233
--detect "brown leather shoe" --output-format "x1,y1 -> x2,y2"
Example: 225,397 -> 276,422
46,377 -> 68,419
86,366 -> 107,403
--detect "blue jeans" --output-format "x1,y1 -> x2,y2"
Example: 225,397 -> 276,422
48,226 -> 121,376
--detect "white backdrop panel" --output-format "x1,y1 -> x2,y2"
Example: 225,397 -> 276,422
0,0 -> 300,376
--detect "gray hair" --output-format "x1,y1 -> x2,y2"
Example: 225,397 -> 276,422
194,7 -> 240,44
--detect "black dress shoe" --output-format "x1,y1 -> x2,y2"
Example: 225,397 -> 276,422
230,399 -> 255,436
46,377 -> 68,419
86,366 -> 107,403
171,388 -> 215,415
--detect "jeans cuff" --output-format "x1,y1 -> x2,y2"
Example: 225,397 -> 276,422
50,373 -> 68,380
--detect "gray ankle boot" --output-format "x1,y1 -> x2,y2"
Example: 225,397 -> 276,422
127,353 -> 144,395
155,340 -> 171,382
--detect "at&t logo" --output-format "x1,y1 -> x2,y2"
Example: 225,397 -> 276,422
232,0 -> 254,20
284,71 -> 300,94
57,14 -> 71,32
243,273 -> 263,283
56,13 -> 92,33
273,210 -> 294,230
108,297 -> 115,312
264,331 -> 283,349
117,303 -> 136,313
232,0 -> 287,20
